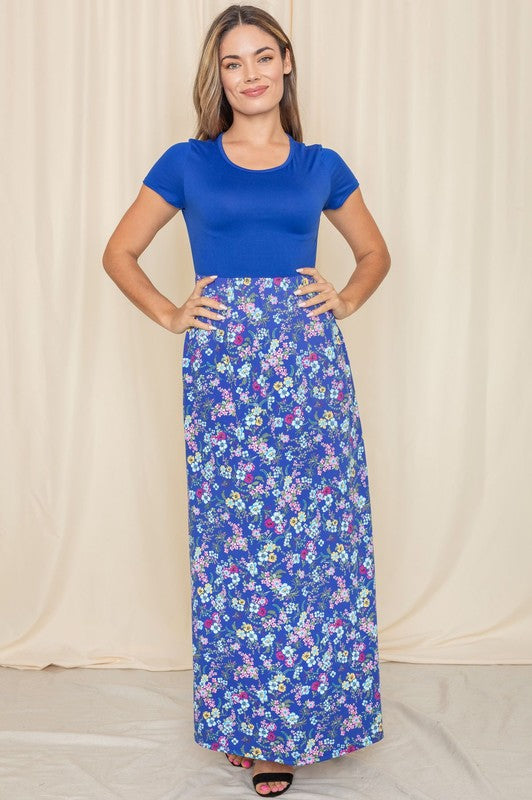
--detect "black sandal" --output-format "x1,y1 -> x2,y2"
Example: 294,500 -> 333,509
252,770 -> 294,797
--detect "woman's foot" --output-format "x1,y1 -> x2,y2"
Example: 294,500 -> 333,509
226,752 -> 253,768
252,759 -> 295,795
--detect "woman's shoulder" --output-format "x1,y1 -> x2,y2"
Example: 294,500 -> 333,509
312,142 -> 355,172
186,136 -> 217,147
145,137 -> 216,170
153,137 -> 216,154
293,138 -> 346,172
294,137 -> 344,163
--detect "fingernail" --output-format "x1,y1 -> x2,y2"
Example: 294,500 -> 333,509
210,274 -> 218,278
293,289 -> 301,295
219,304 -> 228,310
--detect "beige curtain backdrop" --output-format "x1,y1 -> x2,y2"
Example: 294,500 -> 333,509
1,0 -> 530,671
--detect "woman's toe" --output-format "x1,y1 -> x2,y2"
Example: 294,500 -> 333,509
256,778 -> 289,793
226,752 -> 253,768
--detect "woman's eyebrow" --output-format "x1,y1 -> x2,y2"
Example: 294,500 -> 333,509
220,46 -> 275,62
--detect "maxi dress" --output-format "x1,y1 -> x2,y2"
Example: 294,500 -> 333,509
142,132 -> 384,767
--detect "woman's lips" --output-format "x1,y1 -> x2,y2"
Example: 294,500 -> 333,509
242,86 -> 268,97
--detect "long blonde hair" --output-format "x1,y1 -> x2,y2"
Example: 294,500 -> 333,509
192,4 -> 303,142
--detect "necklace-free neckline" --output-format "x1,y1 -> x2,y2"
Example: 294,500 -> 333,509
217,132 -> 294,173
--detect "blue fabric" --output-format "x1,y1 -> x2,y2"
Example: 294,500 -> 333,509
181,274 -> 384,765
142,133 -> 359,278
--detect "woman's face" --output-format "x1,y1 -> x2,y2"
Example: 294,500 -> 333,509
218,24 -> 291,118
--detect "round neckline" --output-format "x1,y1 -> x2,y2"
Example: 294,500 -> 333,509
217,131 -> 294,173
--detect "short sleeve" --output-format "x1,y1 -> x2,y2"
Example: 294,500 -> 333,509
142,141 -> 189,208
321,147 -> 360,210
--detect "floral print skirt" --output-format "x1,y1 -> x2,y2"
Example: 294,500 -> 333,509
181,273 -> 384,767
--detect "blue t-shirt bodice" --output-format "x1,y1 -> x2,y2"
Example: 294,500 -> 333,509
142,132 -> 359,278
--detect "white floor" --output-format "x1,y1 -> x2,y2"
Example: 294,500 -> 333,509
0,662 -> 530,800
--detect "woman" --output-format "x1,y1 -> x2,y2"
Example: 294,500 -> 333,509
103,4 -> 391,797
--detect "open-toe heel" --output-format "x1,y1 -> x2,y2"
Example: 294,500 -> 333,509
252,770 -> 294,797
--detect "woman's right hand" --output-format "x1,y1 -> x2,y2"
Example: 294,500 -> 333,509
167,275 -> 227,334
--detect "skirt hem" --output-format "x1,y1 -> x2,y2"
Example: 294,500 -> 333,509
194,729 -> 385,767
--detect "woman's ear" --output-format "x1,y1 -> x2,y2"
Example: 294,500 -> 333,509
283,48 -> 292,75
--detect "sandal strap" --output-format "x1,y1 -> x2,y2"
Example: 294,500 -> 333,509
252,771 -> 294,786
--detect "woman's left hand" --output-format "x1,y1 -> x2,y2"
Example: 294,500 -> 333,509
294,267 -> 354,321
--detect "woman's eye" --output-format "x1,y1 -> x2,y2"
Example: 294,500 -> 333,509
225,56 -> 272,70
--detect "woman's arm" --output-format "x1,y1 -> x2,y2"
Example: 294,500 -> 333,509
102,185 -> 181,330
323,187 -> 391,316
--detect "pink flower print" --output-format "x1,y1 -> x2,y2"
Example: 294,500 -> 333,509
182,274 -> 384,764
